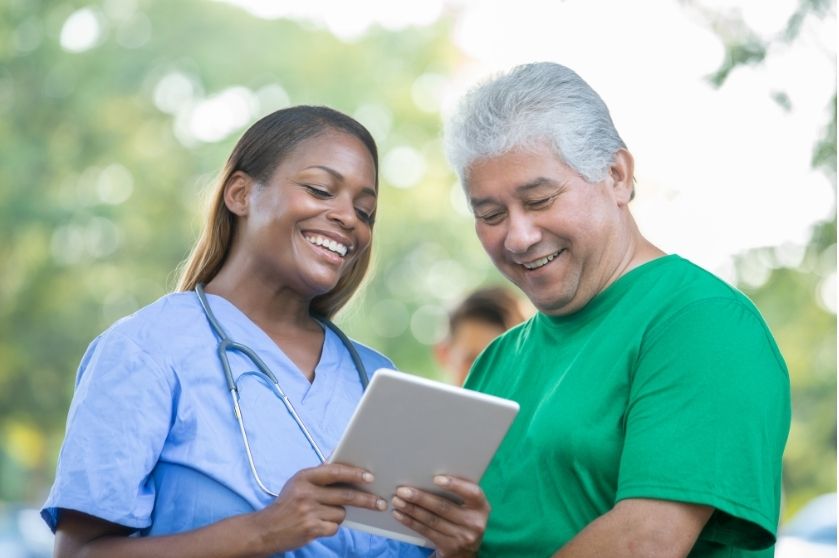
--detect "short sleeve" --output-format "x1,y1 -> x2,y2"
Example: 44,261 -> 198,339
41,329 -> 176,532
617,298 -> 790,550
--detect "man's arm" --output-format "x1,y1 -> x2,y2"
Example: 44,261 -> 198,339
552,499 -> 713,558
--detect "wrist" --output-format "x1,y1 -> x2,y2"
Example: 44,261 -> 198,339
234,510 -> 272,558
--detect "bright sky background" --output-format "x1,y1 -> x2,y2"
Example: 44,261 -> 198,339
64,0 -> 833,283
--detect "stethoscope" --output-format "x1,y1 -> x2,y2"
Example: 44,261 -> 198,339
194,283 -> 369,497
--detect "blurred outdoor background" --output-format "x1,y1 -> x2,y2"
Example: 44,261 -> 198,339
0,0 -> 835,553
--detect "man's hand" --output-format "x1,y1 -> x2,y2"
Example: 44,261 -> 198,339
391,475 -> 489,558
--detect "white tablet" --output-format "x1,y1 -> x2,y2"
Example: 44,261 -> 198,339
328,368 -> 519,548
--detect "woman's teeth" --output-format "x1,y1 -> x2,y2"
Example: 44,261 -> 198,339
305,235 -> 348,257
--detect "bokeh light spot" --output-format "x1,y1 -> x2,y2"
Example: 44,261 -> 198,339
382,146 -> 426,189
60,8 -> 105,53
410,304 -> 447,345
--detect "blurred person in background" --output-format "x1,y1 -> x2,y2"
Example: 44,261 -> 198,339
435,286 -> 527,385
41,106 -> 489,558
444,62 -> 791,557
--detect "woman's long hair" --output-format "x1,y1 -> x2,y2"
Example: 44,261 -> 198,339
176,106 -> 379,319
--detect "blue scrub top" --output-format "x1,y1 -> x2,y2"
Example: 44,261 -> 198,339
42,292 -> 431,558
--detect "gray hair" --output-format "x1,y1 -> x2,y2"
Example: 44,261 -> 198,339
444,62 -> 627,185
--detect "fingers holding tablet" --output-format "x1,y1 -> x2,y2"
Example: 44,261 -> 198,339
391,476 -> 489,557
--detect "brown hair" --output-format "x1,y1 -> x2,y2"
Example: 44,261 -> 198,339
176,105 -> 379,318
448,286 -> 526,334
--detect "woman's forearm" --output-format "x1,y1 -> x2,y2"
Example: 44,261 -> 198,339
56,510 -> 271,558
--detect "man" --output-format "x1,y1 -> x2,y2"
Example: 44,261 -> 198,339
443,62 -> 790,557
435,286 -> 527,385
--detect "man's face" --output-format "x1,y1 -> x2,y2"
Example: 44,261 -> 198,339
466,143 -> 627,316
438,318 -> 506,386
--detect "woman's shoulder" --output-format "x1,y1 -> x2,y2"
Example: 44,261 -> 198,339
99,291 -> 203,352
347,338 -> 396,372
72,292 -> 205,389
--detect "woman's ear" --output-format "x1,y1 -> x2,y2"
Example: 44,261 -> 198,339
223,171 -> 254,217
608,148 -> 635,206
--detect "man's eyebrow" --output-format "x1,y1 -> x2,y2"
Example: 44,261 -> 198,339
516,177 -> 557,193
469,196 -> 494,209
302,165 -> 377,198
470,177 -> 557,207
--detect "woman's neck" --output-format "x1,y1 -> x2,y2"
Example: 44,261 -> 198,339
204,265 -> 318,332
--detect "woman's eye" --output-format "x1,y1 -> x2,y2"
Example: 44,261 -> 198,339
304,184 -> 331,198
355,208 -> 374,225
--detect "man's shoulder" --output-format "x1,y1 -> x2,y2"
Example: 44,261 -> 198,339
636,255 -> 760,317
638,257 -> 782,360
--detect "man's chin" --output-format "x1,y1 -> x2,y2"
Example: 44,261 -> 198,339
528,291 -> 578,316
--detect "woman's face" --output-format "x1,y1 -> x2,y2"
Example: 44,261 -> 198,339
232,130 -> 377,299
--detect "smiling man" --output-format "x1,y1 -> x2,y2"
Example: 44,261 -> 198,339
444,62 -> 791,558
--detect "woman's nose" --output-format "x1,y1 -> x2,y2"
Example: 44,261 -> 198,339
326,195 -> 357,229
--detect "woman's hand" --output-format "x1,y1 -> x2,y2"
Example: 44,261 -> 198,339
391,475 -> 489,558
252,463 -> 387,554
53,464 -> 386,558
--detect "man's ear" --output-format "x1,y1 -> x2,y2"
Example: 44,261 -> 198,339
608,148 -> 635,205
223,171 -> 255,217
434,340 -> 451,368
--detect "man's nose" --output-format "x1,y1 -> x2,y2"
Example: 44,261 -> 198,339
504,211 -> 541,255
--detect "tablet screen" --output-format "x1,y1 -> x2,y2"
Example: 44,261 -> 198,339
328,368 -> 519,548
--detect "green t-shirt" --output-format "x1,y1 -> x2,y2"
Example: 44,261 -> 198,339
466,255 -> 790,558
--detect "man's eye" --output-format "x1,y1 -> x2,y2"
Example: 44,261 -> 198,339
476,211 -> 505,225
526,196 -> 555,209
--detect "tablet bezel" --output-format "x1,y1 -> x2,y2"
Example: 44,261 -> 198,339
328,368 -> 520,547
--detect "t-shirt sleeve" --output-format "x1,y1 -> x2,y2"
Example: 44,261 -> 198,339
41,329 -> 176,532
616,297 -> 790,550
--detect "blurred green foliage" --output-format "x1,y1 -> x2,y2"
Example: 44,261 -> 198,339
0,0 -> 834,525
692,0 -> 837,515
0,0 -> 498,503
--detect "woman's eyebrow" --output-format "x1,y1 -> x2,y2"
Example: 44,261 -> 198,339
302,164 -> 344,180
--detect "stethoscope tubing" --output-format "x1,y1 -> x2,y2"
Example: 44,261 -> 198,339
194,283 -> 368,495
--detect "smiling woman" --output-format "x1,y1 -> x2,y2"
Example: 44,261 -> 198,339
177,107 -> 380,319
40,106 -> 491,558
207,129 -> 378,333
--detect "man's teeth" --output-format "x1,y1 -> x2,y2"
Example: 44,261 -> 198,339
523,251 -> 561,270
305,235 -> 348,257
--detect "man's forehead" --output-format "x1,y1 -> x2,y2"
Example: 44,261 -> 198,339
466,168 -> 561,206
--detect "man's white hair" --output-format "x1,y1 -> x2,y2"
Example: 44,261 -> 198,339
444,62 -> 627,185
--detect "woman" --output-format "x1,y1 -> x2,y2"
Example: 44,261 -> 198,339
42,106 -> 489,557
